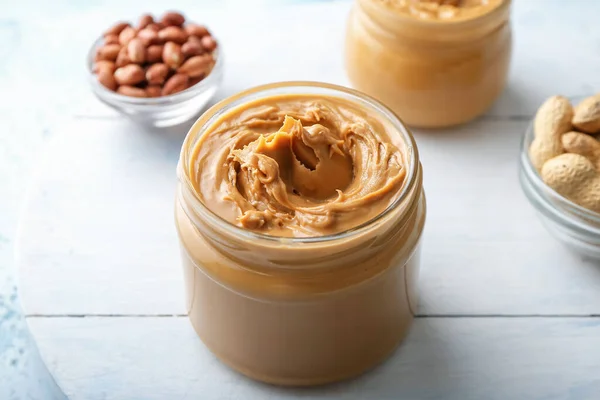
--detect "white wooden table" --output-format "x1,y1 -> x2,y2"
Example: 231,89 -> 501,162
15,1 -> 600,399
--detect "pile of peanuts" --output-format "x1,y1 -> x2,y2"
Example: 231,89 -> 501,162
529,94 -> 600,212
93,11 -> 217,98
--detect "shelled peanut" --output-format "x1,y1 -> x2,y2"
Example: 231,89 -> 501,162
93,11 -> 217,98
529,93 -> 600,212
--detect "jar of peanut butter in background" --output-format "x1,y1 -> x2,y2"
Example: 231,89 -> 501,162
175,82 -> 426,385
345,0 -> 512,128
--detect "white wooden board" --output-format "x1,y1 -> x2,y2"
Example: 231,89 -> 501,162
27,316 -> 600,400
15,0 -> 600,399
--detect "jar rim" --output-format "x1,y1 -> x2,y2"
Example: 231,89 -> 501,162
178,81 -> 421,244
358,0 -> 511,27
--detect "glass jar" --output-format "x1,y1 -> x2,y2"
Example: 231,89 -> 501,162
345,0 -> 512,128
175,82 -> 426,386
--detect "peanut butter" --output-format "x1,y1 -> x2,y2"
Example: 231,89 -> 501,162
175,83 -> 426,386
189,94 -> 406,237
345,0 -> 512,127
376,0 -> 503,21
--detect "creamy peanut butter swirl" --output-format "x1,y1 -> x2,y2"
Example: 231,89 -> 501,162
190,94 -> 406,237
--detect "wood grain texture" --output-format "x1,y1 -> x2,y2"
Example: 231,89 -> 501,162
18,119 -> 186,316
27,316 -> 600,400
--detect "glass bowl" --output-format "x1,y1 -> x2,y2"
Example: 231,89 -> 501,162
519,107 -> 600,259
87,37 -> 223,128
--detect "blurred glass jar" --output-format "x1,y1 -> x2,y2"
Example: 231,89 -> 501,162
175,82 -> 426,386
345,0 -> 512,128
